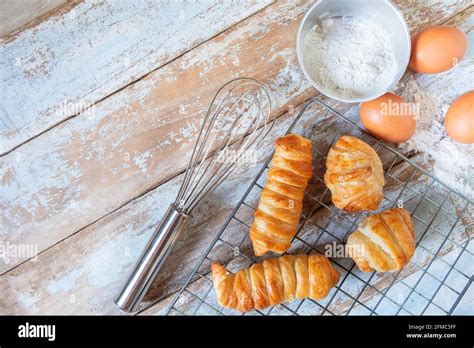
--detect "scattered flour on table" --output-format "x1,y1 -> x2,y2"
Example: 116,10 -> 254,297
399,79 -> 474,199
301,16 -> 398,99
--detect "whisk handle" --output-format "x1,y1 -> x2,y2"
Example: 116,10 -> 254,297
115,205 -> 189,312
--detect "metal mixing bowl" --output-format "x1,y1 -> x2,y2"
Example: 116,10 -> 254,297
296,0 -> 411,103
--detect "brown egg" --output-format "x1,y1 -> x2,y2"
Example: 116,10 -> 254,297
360,93 -> 416,143
409,26 -> 467,74
445,91 -> 474,144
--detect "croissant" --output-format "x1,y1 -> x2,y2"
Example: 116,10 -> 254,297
211,254 -> 340,312
346,208 -> 416,272
324,135 -> 384,212
250,134 -> 312,256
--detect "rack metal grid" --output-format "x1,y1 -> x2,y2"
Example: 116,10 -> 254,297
165,99 -> 473,316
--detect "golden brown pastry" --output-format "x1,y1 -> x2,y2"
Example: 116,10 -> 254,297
346,208 -> 416,272
324,135 -> 384,212
211,254 -> 340,312
250,134 -> 312,256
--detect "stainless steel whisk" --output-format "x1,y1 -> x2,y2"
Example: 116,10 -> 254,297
115,78 -> 273,312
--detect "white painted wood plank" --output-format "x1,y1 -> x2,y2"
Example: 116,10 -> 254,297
0,0 -> 272,154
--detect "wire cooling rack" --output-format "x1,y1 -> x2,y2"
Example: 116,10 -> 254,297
165,99 -> 473,316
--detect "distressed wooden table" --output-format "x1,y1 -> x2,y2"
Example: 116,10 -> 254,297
1,0 -> 472,315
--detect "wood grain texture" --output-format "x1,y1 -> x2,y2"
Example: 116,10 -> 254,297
0,0 -> 67,38
0,0 -> 273,154
1,1 -> 472,315
1,0 -> 470,274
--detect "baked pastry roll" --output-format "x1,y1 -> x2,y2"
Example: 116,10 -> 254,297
250,134 -> 312,256
324,135 -> 384,212
346,208 -> 416,272
211,254 -> 340,312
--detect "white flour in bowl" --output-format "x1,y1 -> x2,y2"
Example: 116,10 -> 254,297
301,16 -> 398,100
